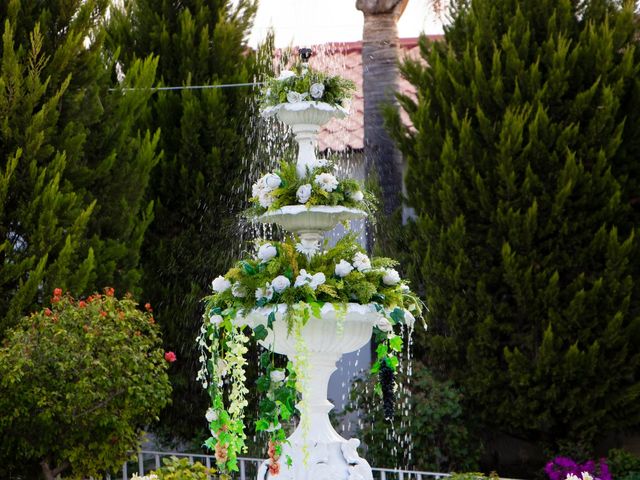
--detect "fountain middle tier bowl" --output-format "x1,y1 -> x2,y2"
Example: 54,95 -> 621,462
238,303 -> 378,357
261,101 -> 349,127
256,205 -> 366,234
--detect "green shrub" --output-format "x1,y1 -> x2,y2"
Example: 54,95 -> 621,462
0,289 -> 172,479
138,456 -> 214,480
607,449 -> 640,480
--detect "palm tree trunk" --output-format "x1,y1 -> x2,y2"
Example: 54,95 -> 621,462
357,0 -> 408,216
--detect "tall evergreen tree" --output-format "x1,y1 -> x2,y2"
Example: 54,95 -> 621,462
387,0 -> 640,462
107,0 -> 259,440
0,0 -> 160,337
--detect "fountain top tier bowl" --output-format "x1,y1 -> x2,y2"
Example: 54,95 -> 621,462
261,100 -> 349,128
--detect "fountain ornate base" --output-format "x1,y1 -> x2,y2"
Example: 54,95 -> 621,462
258,437 -> 373,480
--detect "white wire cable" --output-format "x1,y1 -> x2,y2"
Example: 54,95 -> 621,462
108,81 -> 264,92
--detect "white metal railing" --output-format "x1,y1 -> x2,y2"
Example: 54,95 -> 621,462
117,450 -> 454,480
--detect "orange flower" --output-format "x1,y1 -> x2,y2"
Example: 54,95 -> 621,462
78,300 -> 87,308
214,443 -> 228,463
100,311 -> 107,318
53,288 -> 63,296
144,302 -> 153,312
105,287 -> 115,297
44,308 -> 52,317
52,296 -> 60,303
268,461 -> 280,476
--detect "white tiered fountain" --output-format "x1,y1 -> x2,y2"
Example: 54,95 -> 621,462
250,76 -> 377,480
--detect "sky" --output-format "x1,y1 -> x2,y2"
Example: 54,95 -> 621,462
247,0 -> 445,48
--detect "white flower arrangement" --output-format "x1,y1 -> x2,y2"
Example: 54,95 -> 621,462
260,64 -> 355,110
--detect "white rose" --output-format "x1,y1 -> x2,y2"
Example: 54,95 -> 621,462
252,176 -> 267,197
211,275 -> 231,293
376,317 -> 393,333
296,183 -> 312,204
287,91 -> 304,103
310,158 -> 330,170
258,191 -> 275,208
270,369 -> 286,383
257,243 -> 278,262
277,70 -> 296,81
309,82 -> 325,99
335,259 -> 354,278
382,268 -> 401,286
351,190 -> 364,202
209,314 -> 223,326
294,269 -> 313,288
314,172 -> 339,192
401,284 -> 410,293
263,173 -> 282,191
232,282 -> 246,298
352,252 -> 371,272
255,283 -> 274,301
206,407 -> 218,423
404,310 -> 416,328
271,275 -> 291,293
310,272 -> 326,289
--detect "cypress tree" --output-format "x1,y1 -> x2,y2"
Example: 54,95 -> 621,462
0,0 -> 160,336
387,0 -> 640,460
107,0 -> 259,440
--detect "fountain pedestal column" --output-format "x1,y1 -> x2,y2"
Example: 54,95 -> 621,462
246,304 -> 377,480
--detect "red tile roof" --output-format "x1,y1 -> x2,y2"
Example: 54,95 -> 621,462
299,36 -> 442,152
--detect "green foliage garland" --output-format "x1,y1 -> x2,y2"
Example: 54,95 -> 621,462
196,234 -> 423,472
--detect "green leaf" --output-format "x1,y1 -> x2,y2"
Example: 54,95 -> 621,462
390,307 -> 405,324
241,261 -> 256,275
255,419 -> 270,431
256,375 -> 270,392
259,351 -> 271,368
267,311 -> 276,329
376,343 -> 388,358
253,324 -> 268,341
389,335 -> 403,352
